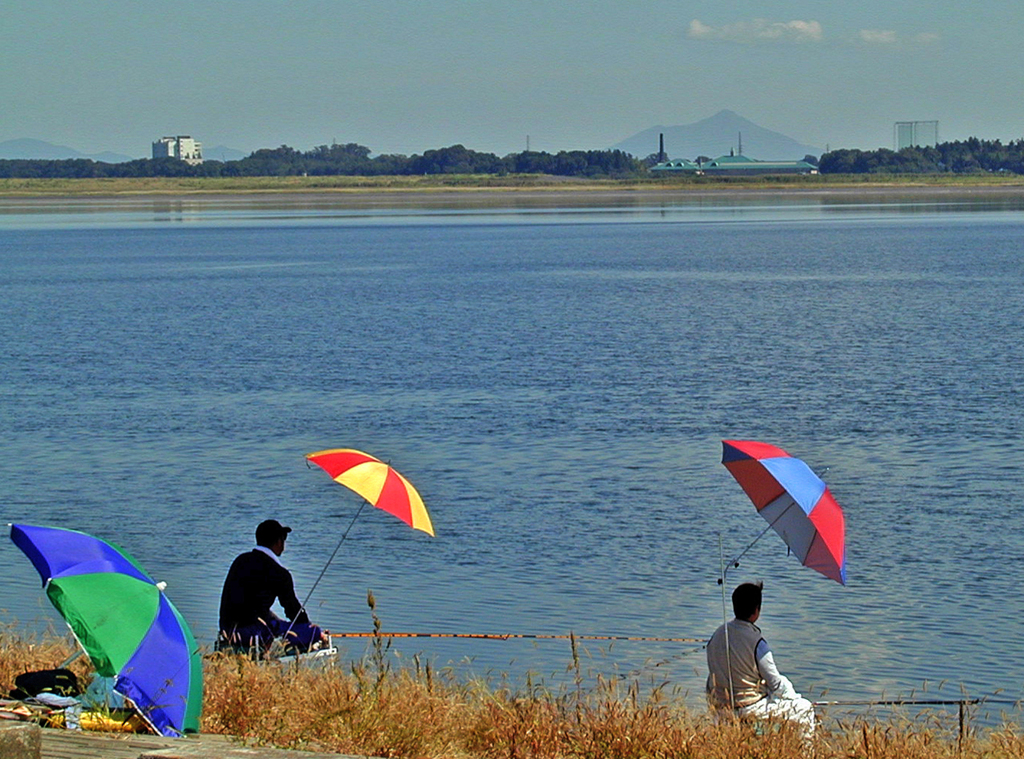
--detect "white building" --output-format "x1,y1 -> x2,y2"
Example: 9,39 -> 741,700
152,135 -> 203,165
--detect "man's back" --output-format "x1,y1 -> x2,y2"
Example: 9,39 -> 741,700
706,618 -> 767,708
219,549 -> 300,631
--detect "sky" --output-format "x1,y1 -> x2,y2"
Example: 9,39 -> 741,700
3,0 -> 1022,159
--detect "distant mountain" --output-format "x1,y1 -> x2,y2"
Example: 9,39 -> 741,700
0,138 -> 136,163
203,145 -> 248,162
90,151 -> 140,164
0,138 -> 251,163
613,110 -> 822,161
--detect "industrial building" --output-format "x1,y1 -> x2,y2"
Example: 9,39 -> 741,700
152,136 -> 203,165
650,153 -> 817,176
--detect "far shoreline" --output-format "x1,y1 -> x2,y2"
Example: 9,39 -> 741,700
5,173 -> 1024,203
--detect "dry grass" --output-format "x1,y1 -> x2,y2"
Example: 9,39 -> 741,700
4,622 -> 1024,758
0,175 -> 642,196
0,622 -> 86,687
4,172 -> 1024,197
200,627 -> 1024,759
202,653 -> 1024,759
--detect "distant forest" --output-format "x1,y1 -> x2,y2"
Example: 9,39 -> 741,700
0,143 -> 642,179
5,138 -> 1024,178
820,138 -> 1024,174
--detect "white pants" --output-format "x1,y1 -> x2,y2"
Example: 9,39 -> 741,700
737,695 -> 816,739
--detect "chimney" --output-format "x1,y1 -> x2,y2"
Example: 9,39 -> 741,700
658,133 -> 666,162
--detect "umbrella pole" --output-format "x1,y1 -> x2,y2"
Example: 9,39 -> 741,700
58,648 -> 84,669
725,502 -> 799,572
719,534 -> 735,712
299,499 -> 368,615
725,521 -> 773,573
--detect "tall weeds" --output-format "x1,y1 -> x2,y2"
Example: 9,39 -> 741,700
201,653 -> 1024,759
0,622 -> 83,686
3,624 -> 1023,759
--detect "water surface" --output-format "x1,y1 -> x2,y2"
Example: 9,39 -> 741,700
1,190 -> 1022,725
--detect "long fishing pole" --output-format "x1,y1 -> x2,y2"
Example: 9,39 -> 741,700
813,698 -> 1011,745
329,631 -> 706,643
814,699 -> 987,706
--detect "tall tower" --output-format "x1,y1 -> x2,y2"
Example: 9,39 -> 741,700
894,121 -> 939,150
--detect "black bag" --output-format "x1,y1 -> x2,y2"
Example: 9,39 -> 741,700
9,668 -> 81,699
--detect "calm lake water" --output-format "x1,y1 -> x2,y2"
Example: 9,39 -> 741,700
2,189 -> 1023,725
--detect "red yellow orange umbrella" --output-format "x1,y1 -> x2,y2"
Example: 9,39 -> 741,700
298,449 -> 434,612
306,448 -> 434,536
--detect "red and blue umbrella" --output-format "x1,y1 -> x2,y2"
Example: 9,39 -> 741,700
9,524 -> 202,737
721,440 -> 847,585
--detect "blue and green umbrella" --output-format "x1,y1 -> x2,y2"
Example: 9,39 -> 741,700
9,524 -> 202,737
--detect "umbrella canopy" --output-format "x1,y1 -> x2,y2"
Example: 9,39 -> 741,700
721,440 -> 846,585
9,524 -> 202,737
306,448 -> 434,536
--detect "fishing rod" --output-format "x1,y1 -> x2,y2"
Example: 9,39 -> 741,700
329,631 -> 706,643
814,697 -> 1022,710
813,697 -> 1021,743
815,698 -> 985,706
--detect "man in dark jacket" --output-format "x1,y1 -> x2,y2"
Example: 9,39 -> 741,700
218,519 -> 326,653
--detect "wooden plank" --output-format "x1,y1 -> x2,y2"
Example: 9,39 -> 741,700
41,729 -> 177,759
40,728 -> 366,758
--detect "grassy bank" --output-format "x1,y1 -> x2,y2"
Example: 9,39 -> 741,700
3,625 -> 1023,758
0,174 -> 610,196
4,172 -> 1024,197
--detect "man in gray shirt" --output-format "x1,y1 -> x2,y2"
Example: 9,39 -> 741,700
706,582 -> 815,739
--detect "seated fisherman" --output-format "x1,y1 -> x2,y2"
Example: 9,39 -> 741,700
218,519 -> 327,653
705,581 -> 815,740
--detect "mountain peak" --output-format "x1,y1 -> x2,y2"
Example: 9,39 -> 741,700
613,111 -> 821,161
0,138 -> 137,163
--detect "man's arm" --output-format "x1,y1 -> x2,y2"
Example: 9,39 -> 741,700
276,566 -> 311,625
755,639 -> 800,699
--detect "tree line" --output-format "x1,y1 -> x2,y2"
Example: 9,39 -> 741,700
0,143 -> 644,179
819,138 -> 1024,174
7,137 -> 1024,179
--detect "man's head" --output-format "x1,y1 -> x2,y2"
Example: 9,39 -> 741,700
255,519 -> 292,555
732,581 -> 763,621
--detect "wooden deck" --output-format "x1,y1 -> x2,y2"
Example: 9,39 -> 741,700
40,728 -> 364,758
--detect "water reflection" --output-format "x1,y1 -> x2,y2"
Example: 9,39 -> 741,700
3,187 -> 1024,229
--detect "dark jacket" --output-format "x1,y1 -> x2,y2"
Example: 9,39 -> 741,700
218,549 -> 310,633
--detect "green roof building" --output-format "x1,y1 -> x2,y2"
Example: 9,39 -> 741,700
651,153 -> 817,176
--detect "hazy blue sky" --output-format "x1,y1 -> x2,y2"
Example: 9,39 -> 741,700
3,0 -> 1020,158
